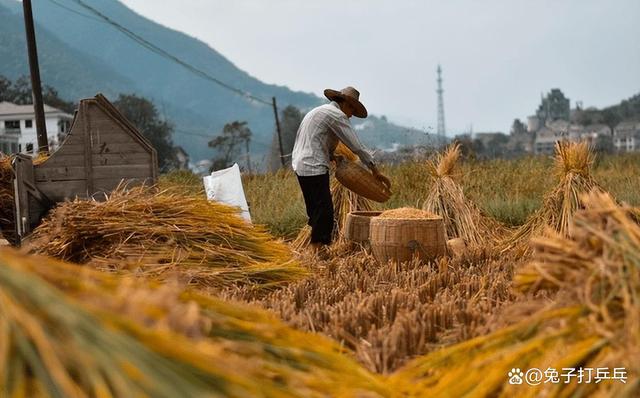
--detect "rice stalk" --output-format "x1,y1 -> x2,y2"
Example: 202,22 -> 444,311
26,183 -> 306,292
391,190 -> 640,397
232,249 -> 517,373
499,140 -> 602,255
2,248 -> 391,397
422,142 -> 506,249
0,155 -> 16,245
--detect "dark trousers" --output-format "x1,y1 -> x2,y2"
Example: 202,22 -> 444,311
296,173 -> 334,245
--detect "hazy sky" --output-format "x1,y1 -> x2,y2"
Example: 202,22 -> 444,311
120,0 -> 640,134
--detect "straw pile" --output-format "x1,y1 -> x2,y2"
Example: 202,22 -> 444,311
1,248 -> 391,397
422,143 -> 505,248
378,207 -> 438,219
26,184 -> 306,292
0,155 -> 15,244
293,142 -> 373,250
500,140 -> 603,255
230,250 -> 516,373
390,191 -> 639,397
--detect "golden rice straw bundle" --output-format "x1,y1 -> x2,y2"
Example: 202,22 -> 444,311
0,249 -> 274,397
2,248 -> 390,397
292,142 -> 373,251
0,155 -> 15,244
27,184 -> 306,292
422,143 -> 505,249
391,191 -> 640,397
499,140 -> 602,255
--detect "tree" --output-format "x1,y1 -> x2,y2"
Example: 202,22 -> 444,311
113,94 -> 178,172
510,119 -> 527,135
0,75 -> 75,113
269,105 -> 303,170
209,121 -> 252,171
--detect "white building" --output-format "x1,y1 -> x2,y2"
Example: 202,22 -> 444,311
534,121 -> 611,154
0,101 -> 73,155
613,121 -> 640,152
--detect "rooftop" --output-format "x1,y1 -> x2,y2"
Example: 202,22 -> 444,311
0,101 -> 71,118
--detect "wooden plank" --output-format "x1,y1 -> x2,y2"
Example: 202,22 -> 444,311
35,166 -> 86,181
91,177 -> 151,194
51,143 -> 86,155
91,153 -> 151,167
83,102 -> 94,193
93,164 -> 153,179
37,154 -> 86,167
90,129 -> 139,144
93,142 -> 150,155
37,180 -> 87,202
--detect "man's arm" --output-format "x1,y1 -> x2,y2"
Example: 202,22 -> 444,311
330,116 -> 376,169
330,116 -> 391,190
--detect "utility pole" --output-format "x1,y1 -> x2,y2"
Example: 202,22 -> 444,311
272,97 -> 285,167
22,0 -> 49,155
436,64 -> 446,145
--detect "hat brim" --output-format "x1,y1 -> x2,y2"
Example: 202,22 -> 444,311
324,88 -> 368,118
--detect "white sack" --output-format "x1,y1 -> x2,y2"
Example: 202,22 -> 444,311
203,163 -> 251,222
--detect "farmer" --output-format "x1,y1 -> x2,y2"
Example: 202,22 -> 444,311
291,86 -> 391,255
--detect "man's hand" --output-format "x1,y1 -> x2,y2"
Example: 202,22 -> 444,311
370,165 -> 391,191
375,172 -> 392,191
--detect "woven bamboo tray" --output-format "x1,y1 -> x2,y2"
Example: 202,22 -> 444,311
335,159 -> 391,203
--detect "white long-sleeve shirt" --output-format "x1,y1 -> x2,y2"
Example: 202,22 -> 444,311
291,101 -> 375,176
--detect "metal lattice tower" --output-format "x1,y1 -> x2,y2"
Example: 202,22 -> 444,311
436,64 -> 446,138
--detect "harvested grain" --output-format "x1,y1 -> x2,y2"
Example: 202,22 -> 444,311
499,140 -> 604,255
378,207 -> 438,219
26,183 -> 306,292
391,190 -> 640,397
422,143 -> 507,249
228,249 -> 517,373
1,248 -> 392,397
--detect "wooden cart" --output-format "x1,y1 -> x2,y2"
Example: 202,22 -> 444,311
12,93 -> 158,243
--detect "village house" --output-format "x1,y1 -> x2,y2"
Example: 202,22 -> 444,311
0,101 -> 73,155
613,120 -> 640,152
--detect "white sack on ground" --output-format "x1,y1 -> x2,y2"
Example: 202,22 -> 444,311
203,163 -> 252,222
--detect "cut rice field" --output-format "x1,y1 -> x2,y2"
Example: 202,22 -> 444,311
1,142 -> 639,396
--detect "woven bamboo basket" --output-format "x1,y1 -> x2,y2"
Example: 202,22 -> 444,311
369,216 -> 446,263
344,211 -> 382,243
335,159 -> 391,203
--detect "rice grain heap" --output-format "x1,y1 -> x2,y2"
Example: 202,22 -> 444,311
27,184 -> 306,292
0,248 -> 391,397
499,140 -> 603,255
378,207 -> 438,219
293,142 -> 373,250
390,191 -> 639,397
422,143 -> 505,248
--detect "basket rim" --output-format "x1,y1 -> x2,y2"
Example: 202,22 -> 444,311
370,215 -> 444,221
348,211 -> 383,216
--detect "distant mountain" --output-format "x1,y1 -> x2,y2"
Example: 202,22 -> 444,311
0,0 -> 436,168
0,3 -> 135,100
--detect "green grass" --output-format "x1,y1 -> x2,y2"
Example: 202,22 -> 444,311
162,153 -> 640,239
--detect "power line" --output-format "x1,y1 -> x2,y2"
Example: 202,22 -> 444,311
48,0 -> 272,106
173,128 -> 215,139
46,0 -> 105,24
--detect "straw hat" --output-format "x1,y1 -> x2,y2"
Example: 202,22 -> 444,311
324,86 -> 368,118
